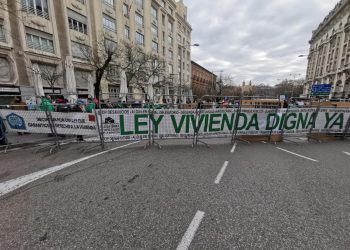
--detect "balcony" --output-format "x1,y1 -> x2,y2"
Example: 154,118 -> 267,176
22,3 -> 49,20
0,27 -> 5,43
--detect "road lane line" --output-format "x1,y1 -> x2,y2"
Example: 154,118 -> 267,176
261,141 -> 267,144
214,161 -> 229,184
344,151 -> 350,156
0,141 -> 140,197
276,147 -> 319,162
176,210 -> 205,250
230,143 -> 237,153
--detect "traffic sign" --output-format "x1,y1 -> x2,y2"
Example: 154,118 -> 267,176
311,84 -> 332,96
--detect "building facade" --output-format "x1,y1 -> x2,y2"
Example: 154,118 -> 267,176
304,0 -> 350,99
191,61 -> 217,98
0,0 -> 192,104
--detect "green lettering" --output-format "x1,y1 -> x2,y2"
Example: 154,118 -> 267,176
329,113 -> 344,129
307,113 -> 317,129
120,115 -> 133,135
171,115 -> 186,133
246,113 -> 259,130
150,115 -> 164,133
279,114 -> 286,130
297,112 -> 309,129
284,113 -> 297,130
266,113 -> 280,130
221,113 -> 235,131
134,114 -> 148,134
203,114 -> 209,132
209,114 -> 222,132
236,113 -> 247,130
325,113 -> 338,128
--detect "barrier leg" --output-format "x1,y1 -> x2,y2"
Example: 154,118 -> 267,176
36,110 -> 61,154
192,105 -> 209,148
144,105 -> 161,149
231,98 -> 250,145
268,103 -> 280,144
277,107 -> 298,145
307,102 -> 322,143
342,115 -> 350,140
82,109 -> 105,153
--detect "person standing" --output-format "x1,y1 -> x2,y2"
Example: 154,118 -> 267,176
40,95 -> 55,112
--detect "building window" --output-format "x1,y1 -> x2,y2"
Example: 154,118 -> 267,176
72,41 -> 89,59
168,50 -> 173,60
0,23 -> 5,43
135,13 -> 144,28
21,0 -> 49,20
123,3 -> 129,17
168,64 -> 173,74
76,0 -> 85,4
151,6 -> 158,20
68,10 -> 88,34
124,26 -> 130,39
168,21 -> 173,33
162,15 -> 165,26
135,32 -> 144,46
151,25 -> 158,37
152,41 -> 158,53
177,34 -> 181,43
103,0 -> 114,7
26,32 -> 54,53
103,15 -> 116,32
104,38 -> 117,51
168,35 -> 173,46
135,0 -> 143,9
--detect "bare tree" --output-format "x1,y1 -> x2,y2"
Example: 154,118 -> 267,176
119,42 -> 168,96
274,80 -> 304,97
39,65 -> 63,94
78,36 -> 119,99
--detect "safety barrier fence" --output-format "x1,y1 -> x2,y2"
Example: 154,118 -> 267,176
1,103 -> 350,152
1,93 -> 350,152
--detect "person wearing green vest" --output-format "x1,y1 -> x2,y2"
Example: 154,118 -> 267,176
85,98 -> 96,113
40,96 -> 55,112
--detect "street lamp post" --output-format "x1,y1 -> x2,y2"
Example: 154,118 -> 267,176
298,54 -> 314,97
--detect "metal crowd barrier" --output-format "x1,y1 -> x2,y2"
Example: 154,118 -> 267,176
1,94 -> 350,154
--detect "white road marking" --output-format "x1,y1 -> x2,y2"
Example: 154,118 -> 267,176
344,151 -> 350,156
276,147 -> 319,162
176,210 -> 205,250
0,141 -> 140,197
214,161 -> 229,184
230,143 -> 237,153
261,141 -> 267,144
298,137 -> 308,141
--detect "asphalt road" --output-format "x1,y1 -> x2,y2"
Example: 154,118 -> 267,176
0,139 -> 350,249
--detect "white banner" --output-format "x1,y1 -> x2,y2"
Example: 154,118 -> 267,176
0,110 -> 98,136
1,108 -> 349,140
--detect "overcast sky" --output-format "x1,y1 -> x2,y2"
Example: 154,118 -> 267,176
186,0 -> 340,86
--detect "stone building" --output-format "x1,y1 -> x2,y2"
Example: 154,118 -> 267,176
0,0 -> 192,104
191,61 -> 217,98
304,0 -> 350,99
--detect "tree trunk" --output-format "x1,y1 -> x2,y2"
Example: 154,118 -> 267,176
95,69 -> 103,100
